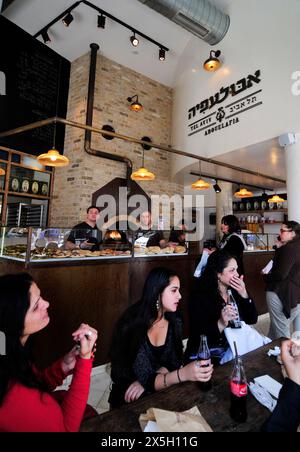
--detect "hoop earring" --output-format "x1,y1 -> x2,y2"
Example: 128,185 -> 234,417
156,297 -> 160,311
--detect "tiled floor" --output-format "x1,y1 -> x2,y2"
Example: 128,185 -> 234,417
56,313 -> 271,415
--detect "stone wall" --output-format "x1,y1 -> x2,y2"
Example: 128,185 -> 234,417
50,51 -> 183,227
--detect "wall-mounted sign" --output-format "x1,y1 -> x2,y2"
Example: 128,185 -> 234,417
187,70 -> 262,137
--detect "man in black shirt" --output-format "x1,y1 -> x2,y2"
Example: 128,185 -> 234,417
65,205 -> 102,251
135,211 -> 166,248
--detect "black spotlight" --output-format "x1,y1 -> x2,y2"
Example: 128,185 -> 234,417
97,14 -> 106,29
213,181 -> 222,193
159,48 -> 165,61
130,33 -> 139,47
41,29 -> 51,44
62,12 -> 74,27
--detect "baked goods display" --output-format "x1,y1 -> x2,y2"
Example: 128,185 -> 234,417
1,230 -> 187,261
2,245 -> 131,260
134,245 -> 187,256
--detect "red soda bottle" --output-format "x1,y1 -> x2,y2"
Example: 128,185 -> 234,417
229,355 -> 248,422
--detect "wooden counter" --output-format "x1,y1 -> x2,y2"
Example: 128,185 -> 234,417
0,250 -> 273,368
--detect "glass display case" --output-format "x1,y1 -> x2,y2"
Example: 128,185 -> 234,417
242,232 -> 278,251
0,227 -> 189,264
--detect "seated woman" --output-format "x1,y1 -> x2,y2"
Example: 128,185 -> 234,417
0,273 -> 97,432
185,250 -> 258,365
108,267 -> 213,409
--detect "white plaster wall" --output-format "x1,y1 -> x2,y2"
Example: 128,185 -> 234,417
171,0 -> 300,176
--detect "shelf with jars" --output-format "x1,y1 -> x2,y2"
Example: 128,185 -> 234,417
233,195 -> 288,234
0,147 -> 52,227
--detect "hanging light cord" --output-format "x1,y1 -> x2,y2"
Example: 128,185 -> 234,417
53,59 -> 62,148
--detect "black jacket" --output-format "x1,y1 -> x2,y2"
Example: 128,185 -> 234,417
262,378 -> 300,432
219,234 -> 246,275
265,237 -> 300,318
185,278 -> 258,361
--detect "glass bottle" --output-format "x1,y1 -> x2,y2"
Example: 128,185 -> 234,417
229,355 -> 248,422
197,334 -> 212,391
227,289 -> 241,328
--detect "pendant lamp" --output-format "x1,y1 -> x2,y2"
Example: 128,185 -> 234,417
131,147 -> 155,181
268,194 -> 285,203
191,160 -> 211,190
37,62 -> 69,168
234,187 -> 253,198
37,148 -> 69,167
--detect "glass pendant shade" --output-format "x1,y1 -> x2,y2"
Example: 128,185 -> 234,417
131,167 -> 155,181
234,187 -> 253,198
37,148 -> 69,167
268,194 -> 284,203
191,178 -> 211,190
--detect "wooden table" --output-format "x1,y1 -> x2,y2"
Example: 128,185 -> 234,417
81,339 -> 283,432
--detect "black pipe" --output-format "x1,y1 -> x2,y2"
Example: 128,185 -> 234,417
84,43 -> 133,189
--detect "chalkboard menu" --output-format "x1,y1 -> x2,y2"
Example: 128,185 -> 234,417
0,16 -> 70,155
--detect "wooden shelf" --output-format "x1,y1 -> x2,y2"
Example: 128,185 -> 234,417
234,209 -> 287,214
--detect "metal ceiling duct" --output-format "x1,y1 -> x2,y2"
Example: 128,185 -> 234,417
137,0 -> 230,44
0,0 -> 17,13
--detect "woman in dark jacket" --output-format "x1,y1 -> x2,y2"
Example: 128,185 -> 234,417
218,215 -> 246,275
185,250 -> 257,364
109,267 -> 213,409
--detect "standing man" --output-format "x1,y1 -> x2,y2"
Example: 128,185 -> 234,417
65,205 -> 102,251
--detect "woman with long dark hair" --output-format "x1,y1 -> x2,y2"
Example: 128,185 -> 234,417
0,273 -> 97,432
109,267 -> 213,408
185,250 -> 257,364
218,215 -> 246,275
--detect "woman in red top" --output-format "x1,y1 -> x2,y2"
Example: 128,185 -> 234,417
0,273 -> 97,432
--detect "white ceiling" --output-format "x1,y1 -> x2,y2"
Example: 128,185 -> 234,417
187,138 -> 286,191
2,0 -> 232,87
2,0 -> 286,189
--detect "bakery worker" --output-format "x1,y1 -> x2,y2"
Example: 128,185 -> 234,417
169,221 -> 187,247
65,205 -> 102,251
135,210 -> 167,248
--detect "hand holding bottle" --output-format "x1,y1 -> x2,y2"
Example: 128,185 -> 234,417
181,360 -> 213,382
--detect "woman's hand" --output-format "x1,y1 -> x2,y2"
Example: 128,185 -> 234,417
219,304 -> 238,330
72,323 -> 98,359
157,366 -> 169,374
229,275 -> 248,298
182,360 -> 213,383
61,346 -> 79,373
124,381 -> 145,403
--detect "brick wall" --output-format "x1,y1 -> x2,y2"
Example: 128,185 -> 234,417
50,51 -> 183,227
